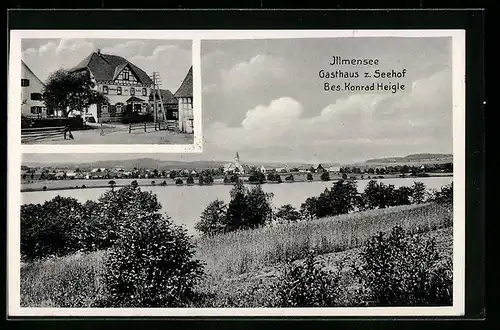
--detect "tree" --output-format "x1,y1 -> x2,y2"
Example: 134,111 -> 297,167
151,180 -> 156,186
108,180 -> 116,191
300,197 -> 320,220
411,181 -> 427,204
186,175 -> 195,185
43,69 -> 108,117
285,174 -> 294,182
320,172 -> 330,181
195,199 -> 228,236
199,174 -> 214,185
169,170 -> 177,180
307,172 -> 314,181
248,170 -> 266,184
223,181 -> 274,232
131,180 -> 139,188
267,173 -> 282,183
275,204 -> 302,222
175,178 -> 184,185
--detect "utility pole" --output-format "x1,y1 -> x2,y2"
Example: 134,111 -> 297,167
152,72 -> 157,124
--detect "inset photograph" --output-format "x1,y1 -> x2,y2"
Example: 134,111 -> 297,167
19,37 -> 195,145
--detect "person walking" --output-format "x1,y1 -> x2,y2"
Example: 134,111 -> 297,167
64,125 -> 74,140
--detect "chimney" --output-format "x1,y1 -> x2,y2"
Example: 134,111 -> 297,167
97,48 -> 101,55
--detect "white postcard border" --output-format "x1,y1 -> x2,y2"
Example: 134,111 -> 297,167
8,29 -> 466,317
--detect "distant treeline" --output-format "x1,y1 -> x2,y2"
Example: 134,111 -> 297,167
195,179 -> 453,236
340,163 -> 453,175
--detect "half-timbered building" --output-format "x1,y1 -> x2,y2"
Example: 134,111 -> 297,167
70,49 -> 153,123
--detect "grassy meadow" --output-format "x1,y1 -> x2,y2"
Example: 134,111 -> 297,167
20,202 -> 453,308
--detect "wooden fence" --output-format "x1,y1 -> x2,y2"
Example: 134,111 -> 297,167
21,126 -> 67,143
128,121 -> 179,133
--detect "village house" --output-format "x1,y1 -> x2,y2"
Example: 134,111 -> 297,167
327,165 -> 341,173
55,172 -> 66,180
258,166 -> 266,174
316,164 -> 327,174
174,66 -> 194,133
69,50 -> 154,123
66,171 -> 77,179
21,61 -> 47,118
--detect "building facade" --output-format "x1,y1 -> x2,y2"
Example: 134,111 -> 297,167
174,66 -> 194,133
70,50 -> 153,123
21,61 -> 46,118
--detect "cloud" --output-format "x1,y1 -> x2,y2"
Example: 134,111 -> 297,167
22,39 -> 96,82
220,54 -> 288,92
204,69 -> 452,163
241,97 -> 303,130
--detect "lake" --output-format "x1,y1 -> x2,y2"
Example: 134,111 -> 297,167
21,177 -> 453,235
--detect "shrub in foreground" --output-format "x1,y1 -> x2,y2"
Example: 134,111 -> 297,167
353,226 -> 452,306
434,182 -> 453,205
104,213 -> 204,307
272,250 -> 343,307
21,196 -> 87,261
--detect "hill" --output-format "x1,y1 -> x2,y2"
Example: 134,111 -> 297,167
364,153 -> 452,164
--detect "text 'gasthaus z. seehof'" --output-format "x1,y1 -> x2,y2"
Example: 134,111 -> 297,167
320,55 -> 408,94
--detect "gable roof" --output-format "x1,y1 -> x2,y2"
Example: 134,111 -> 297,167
174,66 -> 193,98
70,52 -> 153,85
126,96 -> 146,103
149,89 -> 177,104
21,60 -> 45,86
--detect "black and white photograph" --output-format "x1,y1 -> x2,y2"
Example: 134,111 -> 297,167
16,34 -> 197,147
9,30 -> 465,317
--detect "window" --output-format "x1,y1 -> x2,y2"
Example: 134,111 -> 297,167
130,87 -> 135,96
142,88 -> 147,96
173,111 -> 178,119
21,79 -> 30,87
117,87 -> 122,95
101,105 -> 108,112
30,106 -> 41,114
30,93 -> 42,100
116,104 -> 123,113
103,86 -> 108,94
123,71 -> 129,80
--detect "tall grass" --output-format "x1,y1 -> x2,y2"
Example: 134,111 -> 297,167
20,203 -> 451,307
20,250 -> 107,307
195,203 -> 451,279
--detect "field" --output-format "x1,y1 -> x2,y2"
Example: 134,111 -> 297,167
24,123 -> 194,145
20,203 -> 453,307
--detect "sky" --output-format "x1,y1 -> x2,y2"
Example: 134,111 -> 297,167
21,38 -> 192,93
22,37 -> 453,166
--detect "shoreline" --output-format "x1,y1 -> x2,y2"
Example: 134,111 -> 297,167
21,173 -> 453,193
